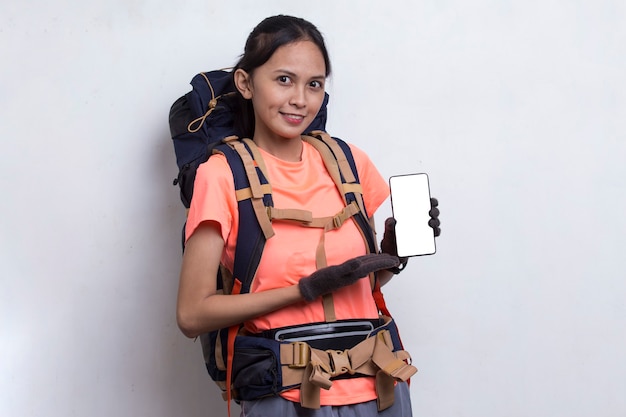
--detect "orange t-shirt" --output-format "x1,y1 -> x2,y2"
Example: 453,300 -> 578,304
186,139 -> 390,405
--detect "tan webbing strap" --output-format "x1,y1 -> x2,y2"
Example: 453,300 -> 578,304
310,133 -> 370,239
303,134 -> 370,261
314,202 -> 361,269
321,294 -> 337,323
242,138 -> 272,185
226,138 -> 275,239
279,324 -> 417,410
266,204 -> 339,328
314,202 -> 361,324
228,140 -> 264,199
307,131 -> 357,184
267,207 -> 313,223
214,135 -> 239,151
301,135 -> 347,205
342,183 -> 363,195
303,134 -> 366,222
376,371 -> 396,411
213,139 -> 275,238
308,135 -> 375,297
315,233 -> 327,270
372,331 -> 415,381
353,191 -> 368,225
235,184 -> 272,201
251,199 -> 275,239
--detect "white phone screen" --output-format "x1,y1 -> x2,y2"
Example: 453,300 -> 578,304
389,173 -> 436,257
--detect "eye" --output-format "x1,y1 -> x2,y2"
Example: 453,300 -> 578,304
309,80 -> 324,89
277,75 -> 292,84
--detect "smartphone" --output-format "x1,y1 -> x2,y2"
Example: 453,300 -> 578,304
389,173 -> 436,257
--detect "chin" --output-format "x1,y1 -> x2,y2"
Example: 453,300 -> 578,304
277,129 -> 307,141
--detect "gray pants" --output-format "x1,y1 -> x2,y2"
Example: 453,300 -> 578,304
240,382 -> 412,417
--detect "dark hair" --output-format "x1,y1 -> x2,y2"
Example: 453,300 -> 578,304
233,15 -> 331,138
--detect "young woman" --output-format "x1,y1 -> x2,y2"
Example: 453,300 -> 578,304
177,15 -> 438,417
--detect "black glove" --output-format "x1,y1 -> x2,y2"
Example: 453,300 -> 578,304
298,253 -> 400,301
429,197 -> 441,237
380,217 -> 409,274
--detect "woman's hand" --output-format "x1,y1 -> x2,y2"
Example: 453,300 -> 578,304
298,253 -> 400,301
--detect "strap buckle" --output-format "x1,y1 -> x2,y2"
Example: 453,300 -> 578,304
289,341 -> 311,368
328,349 -> 354,376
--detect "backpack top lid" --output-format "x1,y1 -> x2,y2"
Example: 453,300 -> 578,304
169,71 -> 240,171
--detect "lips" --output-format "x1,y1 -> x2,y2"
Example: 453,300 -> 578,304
281,112 -> 305,124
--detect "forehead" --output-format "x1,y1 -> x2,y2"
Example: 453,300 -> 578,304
262,40 -> 326,76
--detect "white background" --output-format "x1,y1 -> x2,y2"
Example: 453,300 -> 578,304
1,1 -> 625,416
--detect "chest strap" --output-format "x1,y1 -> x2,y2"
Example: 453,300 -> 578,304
266,201 -> 361,323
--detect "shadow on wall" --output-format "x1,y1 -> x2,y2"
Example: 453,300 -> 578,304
127,126 -> 235,417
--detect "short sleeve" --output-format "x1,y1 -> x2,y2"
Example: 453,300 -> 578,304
185,154 -> 238,243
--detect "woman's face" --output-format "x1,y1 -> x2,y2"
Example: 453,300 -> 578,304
243,40 -> 327,147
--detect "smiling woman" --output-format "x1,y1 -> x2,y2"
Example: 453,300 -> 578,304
176,14 -> 428,417
231,16 -> 332,146
233,41 -> 327,161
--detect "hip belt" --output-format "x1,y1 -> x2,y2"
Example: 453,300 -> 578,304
230,316 -> 417,411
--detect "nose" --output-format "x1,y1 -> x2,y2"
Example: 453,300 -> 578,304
289,86 -> 306,108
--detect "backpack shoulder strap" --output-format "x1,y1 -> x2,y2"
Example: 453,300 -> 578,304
303,131 -> 377,255
206,136 -> 274,415
211,137 -> 272,294
303,132 -> 392,316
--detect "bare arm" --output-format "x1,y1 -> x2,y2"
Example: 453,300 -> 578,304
176,222 -> 303,338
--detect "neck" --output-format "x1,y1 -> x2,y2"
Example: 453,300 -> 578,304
253,136 -> 303,162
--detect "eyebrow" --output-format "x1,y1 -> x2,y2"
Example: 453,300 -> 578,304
274,69 -> 325,81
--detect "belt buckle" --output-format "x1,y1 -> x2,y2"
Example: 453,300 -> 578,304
289,341 -> 310,368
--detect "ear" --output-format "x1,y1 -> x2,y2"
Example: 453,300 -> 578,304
234,68 -> 253,99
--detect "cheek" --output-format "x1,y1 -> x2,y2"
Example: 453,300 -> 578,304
310,94 -> 325,113
251,96 -> 275,120
255,85 -> 284,106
